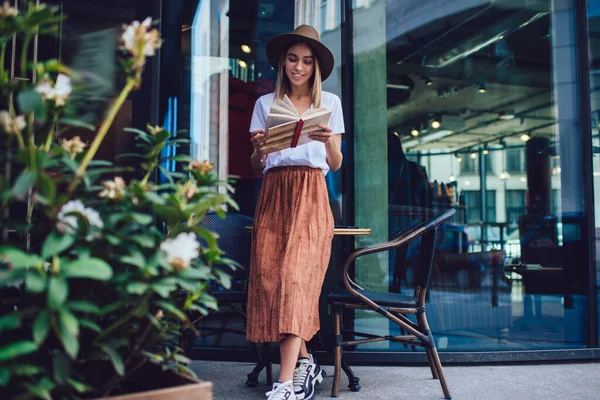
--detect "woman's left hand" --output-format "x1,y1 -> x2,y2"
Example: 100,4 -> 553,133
308,124 -> 333,144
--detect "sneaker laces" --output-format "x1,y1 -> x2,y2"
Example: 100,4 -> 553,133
293,358 -> 312,389
266,380 -> 295,400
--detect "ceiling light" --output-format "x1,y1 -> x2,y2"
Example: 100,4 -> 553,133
457,156 -> 463,163
470,152 -> 477,159
520,133 -> 531,142
478,82 -> 487,93
238,60 -> 248,68
499,111 -> 516,120
410,128 -> 419,137
241,44 -> 252,53
465,180 -> 471,186
431,117 -> 441,129
483,149 -> 489,155
425,78 -> 433,86
499,171 -> 511,180
449,175 -> 456,182
520,177 -> 526,182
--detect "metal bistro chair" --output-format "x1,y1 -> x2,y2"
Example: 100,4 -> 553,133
180,212 -> 273,387
327,207 -> 455,399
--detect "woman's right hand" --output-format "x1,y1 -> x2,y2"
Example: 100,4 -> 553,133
251,129 -> 266,154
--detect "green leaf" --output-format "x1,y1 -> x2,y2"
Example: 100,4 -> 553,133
23,377 -> 55,400
41,231 -> 75,259
0,341 -> 38,361
131,213 -> 153,225
99,344 -> 125,376
67,301 -> 101,314
33,310 -> 50,345
122,252 -> 145,268
145,191 -> 166,205
53,352 -> 70,385
151,282 -> 176,298
155,300 -> 188,321
62,258 -> 113,280
11,364 -> 43,376
17,89 -> 46,123
0,368 -> 9,386
177,363 -> 198,379
26,272 -> 47,293
57,323 -> 79,359
0,312 -> 21,333
80,319 -> 101,333
130,234 -> 155,248
67,377 -> 91,393
0,246 -> 42,268
104,234 -> 122,246
48,277 -> 68,309
59,309 -> 79,336
100,301 -> 124,316
60,118 -> 95,131
179,265 -> 212,280
126,282 -> 149,294
174,353 -> 191,364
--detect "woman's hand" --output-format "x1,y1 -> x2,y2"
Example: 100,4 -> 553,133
308,124 -> 333,143
310,124 -> 343,171
250,129 -> 267,172
251,129 -> 267,152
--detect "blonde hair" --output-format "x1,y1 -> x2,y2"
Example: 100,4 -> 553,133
274,43 -> 322,108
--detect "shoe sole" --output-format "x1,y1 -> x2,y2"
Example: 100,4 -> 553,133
298,368 -> 324,400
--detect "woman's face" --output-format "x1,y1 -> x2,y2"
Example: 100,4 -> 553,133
284,42 -> 315,89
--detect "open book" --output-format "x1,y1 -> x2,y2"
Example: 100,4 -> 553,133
263,95 -> 331,154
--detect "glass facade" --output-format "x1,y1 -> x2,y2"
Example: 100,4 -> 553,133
350,0 -> 594,351
156,0 -> 599,358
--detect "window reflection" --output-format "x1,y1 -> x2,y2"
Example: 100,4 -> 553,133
352,0 -> 589,350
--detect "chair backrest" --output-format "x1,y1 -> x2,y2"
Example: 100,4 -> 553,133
412,228 -> 439,290
198,212 -> 254,286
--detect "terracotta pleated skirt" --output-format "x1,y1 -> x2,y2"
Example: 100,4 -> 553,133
246,166 -> 334,343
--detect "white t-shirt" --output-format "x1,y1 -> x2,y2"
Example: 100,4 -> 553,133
249,91 -> 345,175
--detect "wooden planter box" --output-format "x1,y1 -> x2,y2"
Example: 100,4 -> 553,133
104,381 -> 212,400
101,363 -> 213,400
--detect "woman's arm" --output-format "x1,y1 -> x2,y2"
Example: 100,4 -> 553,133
250,129 -> 267,172
325,133 -> 343,172
309,124 -> 343,172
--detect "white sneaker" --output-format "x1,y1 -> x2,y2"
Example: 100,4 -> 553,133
293,355 -> 324,400
266,380 -> 297,400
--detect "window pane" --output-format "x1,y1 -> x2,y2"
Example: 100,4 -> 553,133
352,0 -> 591,351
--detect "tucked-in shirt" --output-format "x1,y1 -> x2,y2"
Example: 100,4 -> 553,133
249,91 -> 345,175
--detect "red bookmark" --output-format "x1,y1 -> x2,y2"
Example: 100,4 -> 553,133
290,119 -> 304,148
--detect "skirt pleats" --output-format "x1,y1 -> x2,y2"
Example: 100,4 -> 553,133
246,166 -> 334,343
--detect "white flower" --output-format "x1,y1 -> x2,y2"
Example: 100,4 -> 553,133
160,232 -> 200,271
0,111 -> 26,135
35,74 -> 72,106
57,200 -> 104,233
60,136 -> 86,158
120,17 -> 161,70
0,1 -> 18,17
99,177 -> 126,200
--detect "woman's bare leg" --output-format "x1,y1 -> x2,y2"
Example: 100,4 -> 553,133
278,335 -> 302,382
298,339 -> 310,359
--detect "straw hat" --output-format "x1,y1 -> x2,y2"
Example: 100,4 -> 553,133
266,25 -> 335,81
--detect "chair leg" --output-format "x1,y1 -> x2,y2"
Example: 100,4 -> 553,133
430,344 -> 452,400
264,343 -> 273,385
417,311 -> 451,398
332,308 -> 342,397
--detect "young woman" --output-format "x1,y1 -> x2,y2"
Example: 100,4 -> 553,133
246,25 -> 344,400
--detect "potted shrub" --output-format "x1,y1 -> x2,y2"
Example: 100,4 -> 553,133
0,3 -> 234,398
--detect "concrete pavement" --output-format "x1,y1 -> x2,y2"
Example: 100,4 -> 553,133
190,360 -> 600,399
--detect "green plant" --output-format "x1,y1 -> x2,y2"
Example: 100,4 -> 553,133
0,3 -> 235,398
